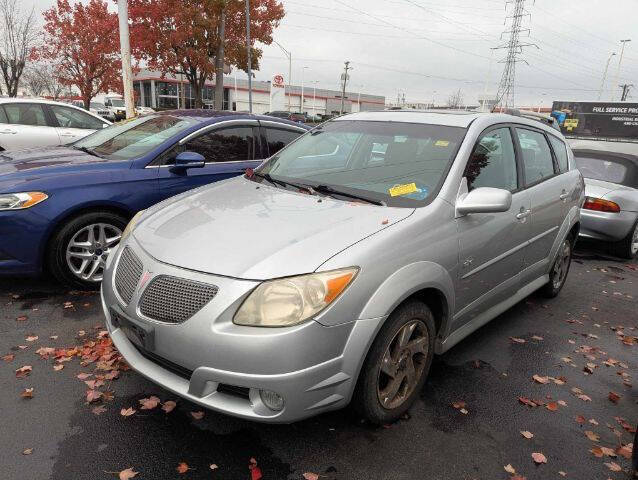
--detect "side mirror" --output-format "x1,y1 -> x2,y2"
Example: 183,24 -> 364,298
456,187 -> 512,216
171,151 -> 206,171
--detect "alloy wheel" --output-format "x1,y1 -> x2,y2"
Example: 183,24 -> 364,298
376,319 -> 429,410
65,223 -> 122,283
631,223 -> 638,256
552,240 -> 571,290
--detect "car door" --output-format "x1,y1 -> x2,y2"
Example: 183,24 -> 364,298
514,126 -> 565,271
0,103 -> 61,150
48,104 -> 109,144
454,126 -> 531,325
157,121 -> 262,197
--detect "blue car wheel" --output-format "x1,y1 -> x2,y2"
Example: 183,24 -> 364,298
47,211 -> 128,289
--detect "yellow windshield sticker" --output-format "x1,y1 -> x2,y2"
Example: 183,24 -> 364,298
389,183 -> 418,197
435,140 -> 450,147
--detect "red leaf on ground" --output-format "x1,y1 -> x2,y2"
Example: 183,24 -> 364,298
533,375 -> 549,384
139,396 -> 160,410
518,396 -> 537,407
608,391 -> 621,403
617,444 -> 633,459
119,468 -> 138,480
162,401 -> 176,413
20,388 -> 34,399
16,315 -> 28,321
303,473 -> 319,480
25,335 -> 38,342
92,405 -> 107,415
604,461 -> 621,472
120,407 -> 136,417
575,415 -> 586,424
520,431 -> 534,439
546,402 -> 558,411
176,462 -> 190,474
190,411 -> 204,420
584,430 -> 600,442
2,354 -> 14,362
35,347 -> 55,359
531,452 -> 547,464
15,365 -> 32,378
76,373 -> 92,380
590,447 -> 603,457
86,390 -> 102,403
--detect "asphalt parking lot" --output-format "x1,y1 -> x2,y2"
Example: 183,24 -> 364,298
0,246 -> 636,480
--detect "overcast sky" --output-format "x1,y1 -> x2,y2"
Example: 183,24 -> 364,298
26,0 -> 638,106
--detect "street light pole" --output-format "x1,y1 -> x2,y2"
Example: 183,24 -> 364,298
340,61 -> 351,115
612,39 -> 631,101
313,81 -> 317,118
301,66 -> 308,114
273,40 -> 292,112
244,0 -> 253,113
117,0 -> 135,119
599,52 -> 617,100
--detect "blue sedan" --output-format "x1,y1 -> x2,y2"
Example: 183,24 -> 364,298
0,110 -> 309,287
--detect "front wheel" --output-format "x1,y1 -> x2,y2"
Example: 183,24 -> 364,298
540,237 -> 572,298
47,211 -> 127,289
353,301 -> 435,425
611,219 -> 638,260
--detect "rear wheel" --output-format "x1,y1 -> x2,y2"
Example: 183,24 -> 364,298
47,211 -> 127,289
540,237 -> 572,298
353,301 -> 435,425
611,219 -> 638,259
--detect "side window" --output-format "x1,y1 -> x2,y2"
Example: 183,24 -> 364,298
265,127 -> 302,155
464,127 -> 518,192
50,105 -> 105,130
160,126 -> 255,165
548,135 -> 569,173
3,103 -> 48,127
0,106 -> 7,124
515,128 -> 556,185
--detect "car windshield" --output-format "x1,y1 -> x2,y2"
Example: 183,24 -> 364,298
110,99 -> 125,107
575,155 -> 638,187
257,120 -> 466,206
91,102 -> 105,109
72,115 -> 198,160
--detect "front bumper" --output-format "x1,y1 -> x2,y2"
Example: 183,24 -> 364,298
0,209 -> 49,275
101,239 -> 383,423
579,208 -> 638,242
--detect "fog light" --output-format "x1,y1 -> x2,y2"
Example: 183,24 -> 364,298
259,389 -> 285,411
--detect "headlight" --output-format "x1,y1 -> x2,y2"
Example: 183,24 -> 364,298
121,210 -> 145,242
234,267 -> 359,327
0,192 -> 48,211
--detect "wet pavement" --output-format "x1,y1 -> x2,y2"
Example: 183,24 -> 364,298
0,247 -> 636,480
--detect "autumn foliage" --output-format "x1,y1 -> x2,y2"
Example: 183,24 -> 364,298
36,0 -> 121,108
127,0 -> 285,108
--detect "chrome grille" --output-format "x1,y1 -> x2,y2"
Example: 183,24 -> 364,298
114,247 -> 143,305
139,275 -> 218,324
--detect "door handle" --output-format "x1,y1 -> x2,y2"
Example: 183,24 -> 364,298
559,190 -> 569,201
516,209 -> 531,220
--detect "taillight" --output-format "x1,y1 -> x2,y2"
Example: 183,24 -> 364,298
582,196 -> 620,213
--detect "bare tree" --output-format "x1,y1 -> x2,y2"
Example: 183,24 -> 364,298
21,64 -> 47,97
446,89 -> 465,109
0,0 -> 39,97
40,63 -> 65,100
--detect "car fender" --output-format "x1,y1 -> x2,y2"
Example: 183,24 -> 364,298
547,204 -> 581,275
358,260 -> 455,332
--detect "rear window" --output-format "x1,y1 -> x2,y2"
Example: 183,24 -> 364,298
574,155 -> 637,187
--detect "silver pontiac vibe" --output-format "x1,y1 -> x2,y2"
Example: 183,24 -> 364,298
101,110 -> 584,424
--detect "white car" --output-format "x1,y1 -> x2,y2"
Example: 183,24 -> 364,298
0,98 -> 111,151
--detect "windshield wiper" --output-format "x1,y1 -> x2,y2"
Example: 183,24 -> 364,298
254,172 -> 314,194
310,184 -> 386,206
74,146 -> 104,159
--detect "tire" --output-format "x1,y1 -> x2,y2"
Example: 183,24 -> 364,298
611,219 -> 638,260
47,211 -> 128,289
353,300 -> 436,425
540,236 -> 573,298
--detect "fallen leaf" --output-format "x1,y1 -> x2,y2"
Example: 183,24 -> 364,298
22,448 -> 33,455
120,407 -> 136,417
504,464 -> 516,474
15,365 -> 32,378
531,452 -> 547,464
2,354 -> 15,362
35,347 -> 55,358
557,400 -> 567,406
176,462 -> 190,474
533,374 -> 549,384
585,430 -> 600,442
558,471 -> 566,477
16,315 -> 28,321
53,364 -> 64,371
589,419 -> 599,425
510,337 -> 526,343
520,431 -> 534,439
617,444 -> 632,459
162,401 -> 177,413
86,390 -> 102,403
20,388 -> 34,399
604,461 -> 621,472
119,468 -> 138,480
459,408 -> 468,415
576,394 -> 592,402
85,379 -> 105,389
531,335 -> 544,341
600,446 -> 616,457
452,401 -> 466,409
209,464 -> 218,470
50,335 -> 58,340
608,392 -> 621,403
76,373 -> 92,380
575,415 -> 586,424
25,335 -> 38,342
190,411 -> 204,420
92,405 -> 107,415
518,396 -> 538,407
303,473 -> 319,480
139,396 -> 160,410
546,402 -> 559,411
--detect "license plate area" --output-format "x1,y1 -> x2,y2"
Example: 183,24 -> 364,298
110,308 -> 155,350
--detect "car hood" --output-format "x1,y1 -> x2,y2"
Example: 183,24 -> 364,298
584,178 -> 634,199
134,176 -> 414,280
0,146 -> 106,175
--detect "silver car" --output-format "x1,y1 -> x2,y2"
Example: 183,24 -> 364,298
101,111 -> 583,424
569,141 -> 638,258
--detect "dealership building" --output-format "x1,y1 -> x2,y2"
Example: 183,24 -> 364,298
132,69 -> 385,115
